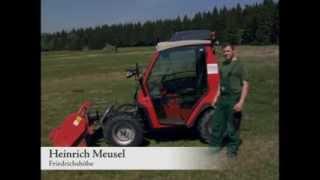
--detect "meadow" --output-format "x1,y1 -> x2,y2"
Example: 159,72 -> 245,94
41,45 -> 278,180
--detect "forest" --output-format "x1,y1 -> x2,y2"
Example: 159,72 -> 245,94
41,0 -> 279,51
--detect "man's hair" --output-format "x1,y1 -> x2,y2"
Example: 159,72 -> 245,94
222,43 -> 235,50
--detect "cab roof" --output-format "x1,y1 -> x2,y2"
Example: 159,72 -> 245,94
156,40 -> 211,51
170,29 -> 212,41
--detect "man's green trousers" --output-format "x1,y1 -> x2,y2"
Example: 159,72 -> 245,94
210,94 -> 241,154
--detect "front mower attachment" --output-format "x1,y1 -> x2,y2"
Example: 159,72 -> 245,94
49,101 -> 94,147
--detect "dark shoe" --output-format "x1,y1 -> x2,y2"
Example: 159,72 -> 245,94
209,146 -> 222,154
227,152 -> 237,159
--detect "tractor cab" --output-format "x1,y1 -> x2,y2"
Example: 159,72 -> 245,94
136,30 -> 220,130
146,41 -> 209,124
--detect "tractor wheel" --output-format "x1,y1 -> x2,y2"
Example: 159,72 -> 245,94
197,109 -> 215,144
103,113 -> 144,146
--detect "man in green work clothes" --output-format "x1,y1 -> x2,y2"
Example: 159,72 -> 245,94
210,43 -> 249,159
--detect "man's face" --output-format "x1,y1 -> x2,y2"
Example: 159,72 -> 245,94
223,46 -> 235,61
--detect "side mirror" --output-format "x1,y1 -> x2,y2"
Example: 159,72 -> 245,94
126,63 -> 140,79
126,68 -> 136,78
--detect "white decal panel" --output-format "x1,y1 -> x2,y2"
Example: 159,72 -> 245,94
207,64 -> 218,74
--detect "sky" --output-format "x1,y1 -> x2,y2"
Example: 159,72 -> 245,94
41,0 -> 272,33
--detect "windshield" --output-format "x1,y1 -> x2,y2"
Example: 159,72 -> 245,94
147,45 -> 207,97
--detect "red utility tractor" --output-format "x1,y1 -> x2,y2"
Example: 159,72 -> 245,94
49,30 -> 220,146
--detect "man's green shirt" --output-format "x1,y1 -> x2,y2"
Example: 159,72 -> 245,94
220,59 -> 248,95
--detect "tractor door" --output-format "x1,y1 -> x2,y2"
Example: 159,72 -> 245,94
147,45 -> 207,125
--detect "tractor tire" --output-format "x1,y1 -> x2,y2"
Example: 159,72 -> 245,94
197,109 -> 215,144
103,113 -> 144,146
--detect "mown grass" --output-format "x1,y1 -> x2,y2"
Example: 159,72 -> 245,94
41,45 -> 278,180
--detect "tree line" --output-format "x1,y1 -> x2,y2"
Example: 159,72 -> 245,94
41,0 -> 278,51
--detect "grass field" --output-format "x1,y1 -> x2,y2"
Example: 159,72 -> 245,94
41,45 -> 279,180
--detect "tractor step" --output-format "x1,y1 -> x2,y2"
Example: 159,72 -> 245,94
159,118 -> 186,125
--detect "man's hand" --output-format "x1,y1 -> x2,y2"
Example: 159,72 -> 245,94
212,85 -> 221,106
234,81 -> 249,112
233,101 -> 243,112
